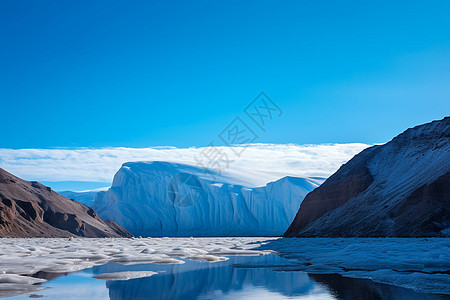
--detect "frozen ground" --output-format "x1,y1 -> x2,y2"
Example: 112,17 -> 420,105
0,237 -> 274,297
258,238 -> 450,295
0,237 -> 449,297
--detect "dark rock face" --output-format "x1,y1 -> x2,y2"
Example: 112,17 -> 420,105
284,148 -> 376,236
284,117 -> 450,237
388,172 -> 450,236
0,168 -> 132,238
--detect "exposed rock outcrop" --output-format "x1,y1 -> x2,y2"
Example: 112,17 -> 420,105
0,168 -> 132,238
285,117 -> 450,237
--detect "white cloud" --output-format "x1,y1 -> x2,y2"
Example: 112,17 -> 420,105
0,143 -> 370,187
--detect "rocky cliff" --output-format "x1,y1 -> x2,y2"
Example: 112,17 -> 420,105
284,117 -> 450,237
0,168 -> 132,238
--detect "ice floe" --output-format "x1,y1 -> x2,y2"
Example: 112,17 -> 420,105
93,271 -> 158,281
0,237 -> 274,297
257,238 -> 450,295
0,275 -> 47,298
0,237 -> 274,274
0,237 -> 449,297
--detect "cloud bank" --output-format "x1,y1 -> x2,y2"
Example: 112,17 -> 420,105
0,143 -> 370,187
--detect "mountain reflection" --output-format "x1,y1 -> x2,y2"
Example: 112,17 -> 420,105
93,255 -> 328,300
90,255 -> 449,300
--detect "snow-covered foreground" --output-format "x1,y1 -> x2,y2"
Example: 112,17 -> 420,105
0,237 -> 449,297
0,237 -> 274,297
259,238 -> 450,295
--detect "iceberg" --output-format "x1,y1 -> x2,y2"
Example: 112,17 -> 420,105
93,162 -> 323,237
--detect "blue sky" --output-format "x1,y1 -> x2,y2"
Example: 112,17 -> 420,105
1,0 -> 449,149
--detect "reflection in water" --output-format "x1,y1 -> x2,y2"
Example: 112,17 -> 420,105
93,255 -> 328,299
92,255 -> 449,300
17,254 -> 450,300
309,274 -> 450,300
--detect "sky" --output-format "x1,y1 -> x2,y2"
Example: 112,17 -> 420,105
0,1 -> 449,190
0,143 -> 369,190
1,0 -> 449,149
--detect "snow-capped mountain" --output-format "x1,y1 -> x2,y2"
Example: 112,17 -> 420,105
285,117 -> 450,237
93,162 -> 323,237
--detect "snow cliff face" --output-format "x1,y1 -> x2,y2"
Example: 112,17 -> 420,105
285,117 -> 450,237
93,162 -> 322,237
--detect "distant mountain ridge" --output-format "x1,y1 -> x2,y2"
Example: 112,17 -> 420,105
59,190 -> 100,207
0,168 -> 132,238
285,117 -> 450,237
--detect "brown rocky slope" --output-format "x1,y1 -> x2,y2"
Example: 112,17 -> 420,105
0,168 -> 132,237
284,117 -> 450,237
